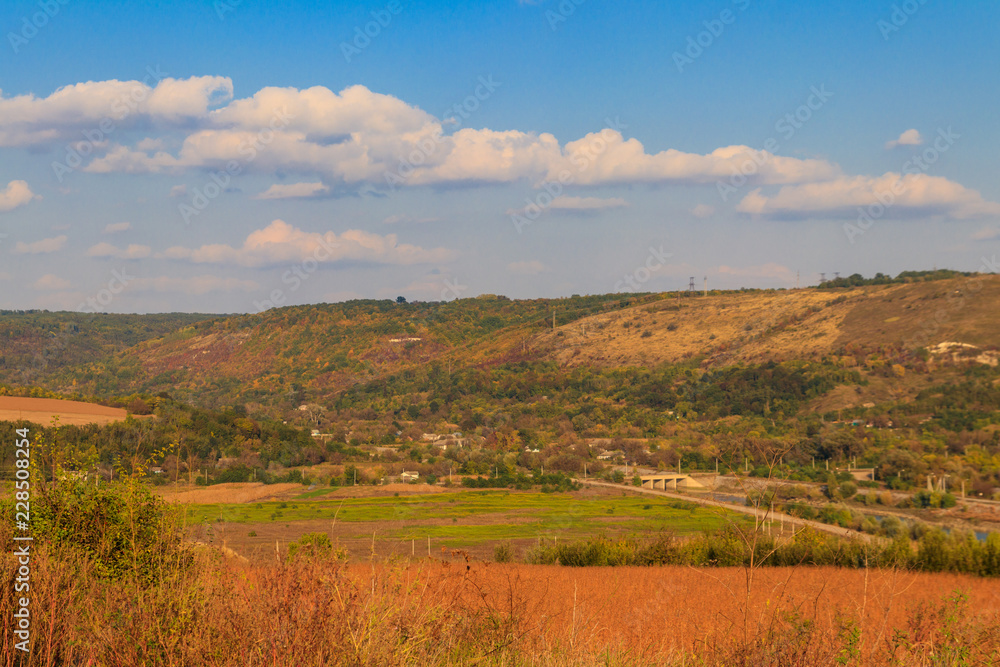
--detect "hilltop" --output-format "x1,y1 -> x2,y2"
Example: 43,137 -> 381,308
534,274 -> 999,369
2,273 -> 997,414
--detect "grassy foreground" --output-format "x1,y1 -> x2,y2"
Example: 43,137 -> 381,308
5,479 -> 1000,665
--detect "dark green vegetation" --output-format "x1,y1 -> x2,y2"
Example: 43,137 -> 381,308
525,528 -> 1000,575
812,268 -> 977,290
0,310 -> 214,391
0,397 -> 315,481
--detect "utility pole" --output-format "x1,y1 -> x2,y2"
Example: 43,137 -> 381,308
703,276 -> 707,297
552,310 -> 556,329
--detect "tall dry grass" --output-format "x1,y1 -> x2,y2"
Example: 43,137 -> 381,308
2,544 -> 999,666
3,477 -> 999,665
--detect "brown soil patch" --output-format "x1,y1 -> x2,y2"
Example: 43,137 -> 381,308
157,483 -> 304,504
0,396 -> 126,426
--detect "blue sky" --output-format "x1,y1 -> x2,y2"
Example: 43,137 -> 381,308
0,0 -> 997,313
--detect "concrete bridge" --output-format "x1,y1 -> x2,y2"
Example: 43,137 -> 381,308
640,473 -> 706,491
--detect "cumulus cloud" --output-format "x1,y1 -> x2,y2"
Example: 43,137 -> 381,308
12,77 -> 1000,224
0,180 -> 40,213
14,235 -> 66,254
0,76 -> 233,147
33,274 -> 73,290
885,129 -> 923,149
86,242 -> 151,259
103,221 -> 131,234
255,182 -> 330,200
169,185 -> 187,197
130,275 -> 258,295
159,219 -> 454,268
736,173 -> 1000,220
507,260 -> 549,275
25,78 -> 838,192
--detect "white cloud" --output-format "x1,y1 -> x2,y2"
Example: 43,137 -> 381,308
0,76 -> 233,147
255,182 -> 330,200
737,173 -> 1000,220
86,242 -> 151,259
507,260 -> 549,275
159,219 -> 455,267
0,180 -> 40,213
10,77 -> 999,224
41,79 -> 839,192
103,221 -> 131,234
169,185 -> 188,197
131,275 -> 258,295
885,129 -> 923,149
14,235 -> 66,254
691,204 -> 715,218
33,274 -> 73,290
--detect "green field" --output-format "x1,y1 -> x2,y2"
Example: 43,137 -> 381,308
180,490 -> 748,548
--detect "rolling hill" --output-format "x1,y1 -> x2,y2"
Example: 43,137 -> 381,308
2,273 -> 997,415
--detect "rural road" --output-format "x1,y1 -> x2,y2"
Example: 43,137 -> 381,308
580,480 -> 876,541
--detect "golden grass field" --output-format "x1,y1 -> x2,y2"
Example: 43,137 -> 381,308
534,276 -> 1000,371
13,550 -> 999,665
0,395 -> 127,426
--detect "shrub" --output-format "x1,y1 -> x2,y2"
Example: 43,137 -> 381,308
494,543 -> 514,563
287,532 -> 346,562
16,479 -> 189,583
